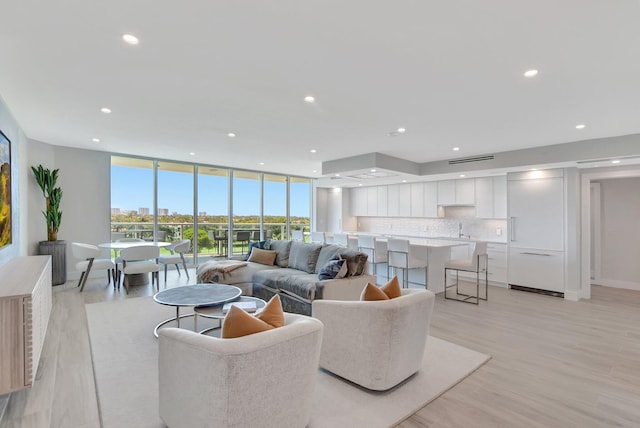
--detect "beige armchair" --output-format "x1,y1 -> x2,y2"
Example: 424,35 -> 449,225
312,288 -> 435,391
158,313 -> 323,428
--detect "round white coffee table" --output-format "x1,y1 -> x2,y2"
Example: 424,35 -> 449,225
153,284 -> 242,337
194,296 -> 266,335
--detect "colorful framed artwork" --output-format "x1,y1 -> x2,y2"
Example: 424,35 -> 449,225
0,130 -> 11,248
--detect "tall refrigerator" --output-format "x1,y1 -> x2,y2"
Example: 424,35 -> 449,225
507,169 -> 565,295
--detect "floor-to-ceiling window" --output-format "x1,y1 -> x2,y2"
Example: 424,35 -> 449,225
197,166 -> 229,257
157,161 -> 194,259
110,155 -> 312,263
110,156 -> 154,243
290,176 -> 311,240
232,170 -> 261,257
264,174 -> 287,240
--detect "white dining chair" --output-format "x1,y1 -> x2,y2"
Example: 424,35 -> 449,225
387,238 -> 428,289
72,242 -> 116,291
158,239 -> 191,283
120,245 -> 160,294
444,241 -> 488,304
114,238 -> 145,286
310,231 -> 326,244
357,236 -> 388,277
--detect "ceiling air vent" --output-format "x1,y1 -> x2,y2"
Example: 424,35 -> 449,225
448,155 -> 495,165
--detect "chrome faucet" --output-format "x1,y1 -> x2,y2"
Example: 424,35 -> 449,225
458,222 -> 464,238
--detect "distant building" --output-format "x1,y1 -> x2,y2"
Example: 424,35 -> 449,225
139,207 -> 150,215
198,211 -> 207,216
158,208 -> 169,216
111,207 -> 121,215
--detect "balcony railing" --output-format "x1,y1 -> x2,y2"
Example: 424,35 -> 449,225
110,222 -> 310,260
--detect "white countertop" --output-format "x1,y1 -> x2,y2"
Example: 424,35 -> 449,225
327,232 -> 507,245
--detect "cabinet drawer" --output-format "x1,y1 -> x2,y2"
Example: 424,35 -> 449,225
487,254 -> 506,269
508,249 -> 564,292
488,266 -> 507,283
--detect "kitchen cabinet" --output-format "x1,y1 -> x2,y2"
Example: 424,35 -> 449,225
410,183 -> 424,217
475,176 -> 507,218
367,187 -> 377,216
437,180 -> 456,205
507,169 -> 565,294
349,187 -> 367,216
398,183 -> 411,216
423,182 -> 438,217
377,186 -> 388,216
438,179 -> 475,205
387,185 -> 399,216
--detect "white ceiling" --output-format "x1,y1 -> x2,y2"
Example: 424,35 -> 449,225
1,0 -> 640,178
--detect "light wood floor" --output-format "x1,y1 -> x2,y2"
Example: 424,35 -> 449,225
1,272 -> 639,428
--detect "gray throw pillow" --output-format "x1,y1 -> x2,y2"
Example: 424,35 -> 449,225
288,241 -> 322,274
315,244 -> 342,274
265,239 -> 292,268
337,249 -> 369,276
318,255 -> 348,280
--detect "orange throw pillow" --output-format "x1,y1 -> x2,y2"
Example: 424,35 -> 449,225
380,276 -> 402,299
360,282 -> 390,301
256,294 -> 285,328
221,294 -> 286,338
221,305 -> 274,338
360,276 -> 402,301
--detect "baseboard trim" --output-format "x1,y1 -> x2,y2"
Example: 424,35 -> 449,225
563,290 -> 580,301
592,278 -> 640,292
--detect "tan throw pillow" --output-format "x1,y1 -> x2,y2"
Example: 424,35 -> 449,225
256,294 -> 285,328
247,248 -> 277,266
380,276 -> 402,299
221,305 -> 274,338
360,276 -> 402,301
360,282 -> 390,301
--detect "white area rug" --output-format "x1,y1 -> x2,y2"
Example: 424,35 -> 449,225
86,296 -> 490,428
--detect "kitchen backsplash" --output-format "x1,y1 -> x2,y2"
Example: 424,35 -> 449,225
357,215 -> 508,242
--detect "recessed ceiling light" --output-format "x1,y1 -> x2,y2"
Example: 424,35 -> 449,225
310,149 -> 317,153
189,152 -> 195,156
402,180 -> 407,183
397,127 -> 406,133
259,162 -> 265,165
100,107 -> 112,114
531,168 -> 538,171
452,147 -> 460,151
524,69 -> 539,77
304,96 -> 315,103
370,169 -> 376,172
313,170 -> 317,173
611,160 -> 621,164
459,174 -> 466,178
227,132 -> 236,138
575,124 -> 586,129
122,34 -> 139,45
92,138 -> 100,143
358,184 -> 363,186
335,174 -> 340,177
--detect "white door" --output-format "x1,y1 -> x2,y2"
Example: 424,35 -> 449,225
508,177 -> 564,250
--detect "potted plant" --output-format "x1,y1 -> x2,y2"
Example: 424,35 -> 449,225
32,165 -> 66,284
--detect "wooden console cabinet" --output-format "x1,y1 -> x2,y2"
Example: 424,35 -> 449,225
0,256 -> 52,394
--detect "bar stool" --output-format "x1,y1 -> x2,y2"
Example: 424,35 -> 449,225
310,231 -> 326,244
444,241 -> 488,304
387,238 -> 428,289
357,236 -> 388,278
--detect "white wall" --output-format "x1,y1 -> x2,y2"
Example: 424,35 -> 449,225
594,177 -> 640,290
22,139 -> 111,278
54,146 -> 111,277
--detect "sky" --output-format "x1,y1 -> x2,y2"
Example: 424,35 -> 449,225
111,165 -> 311,217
